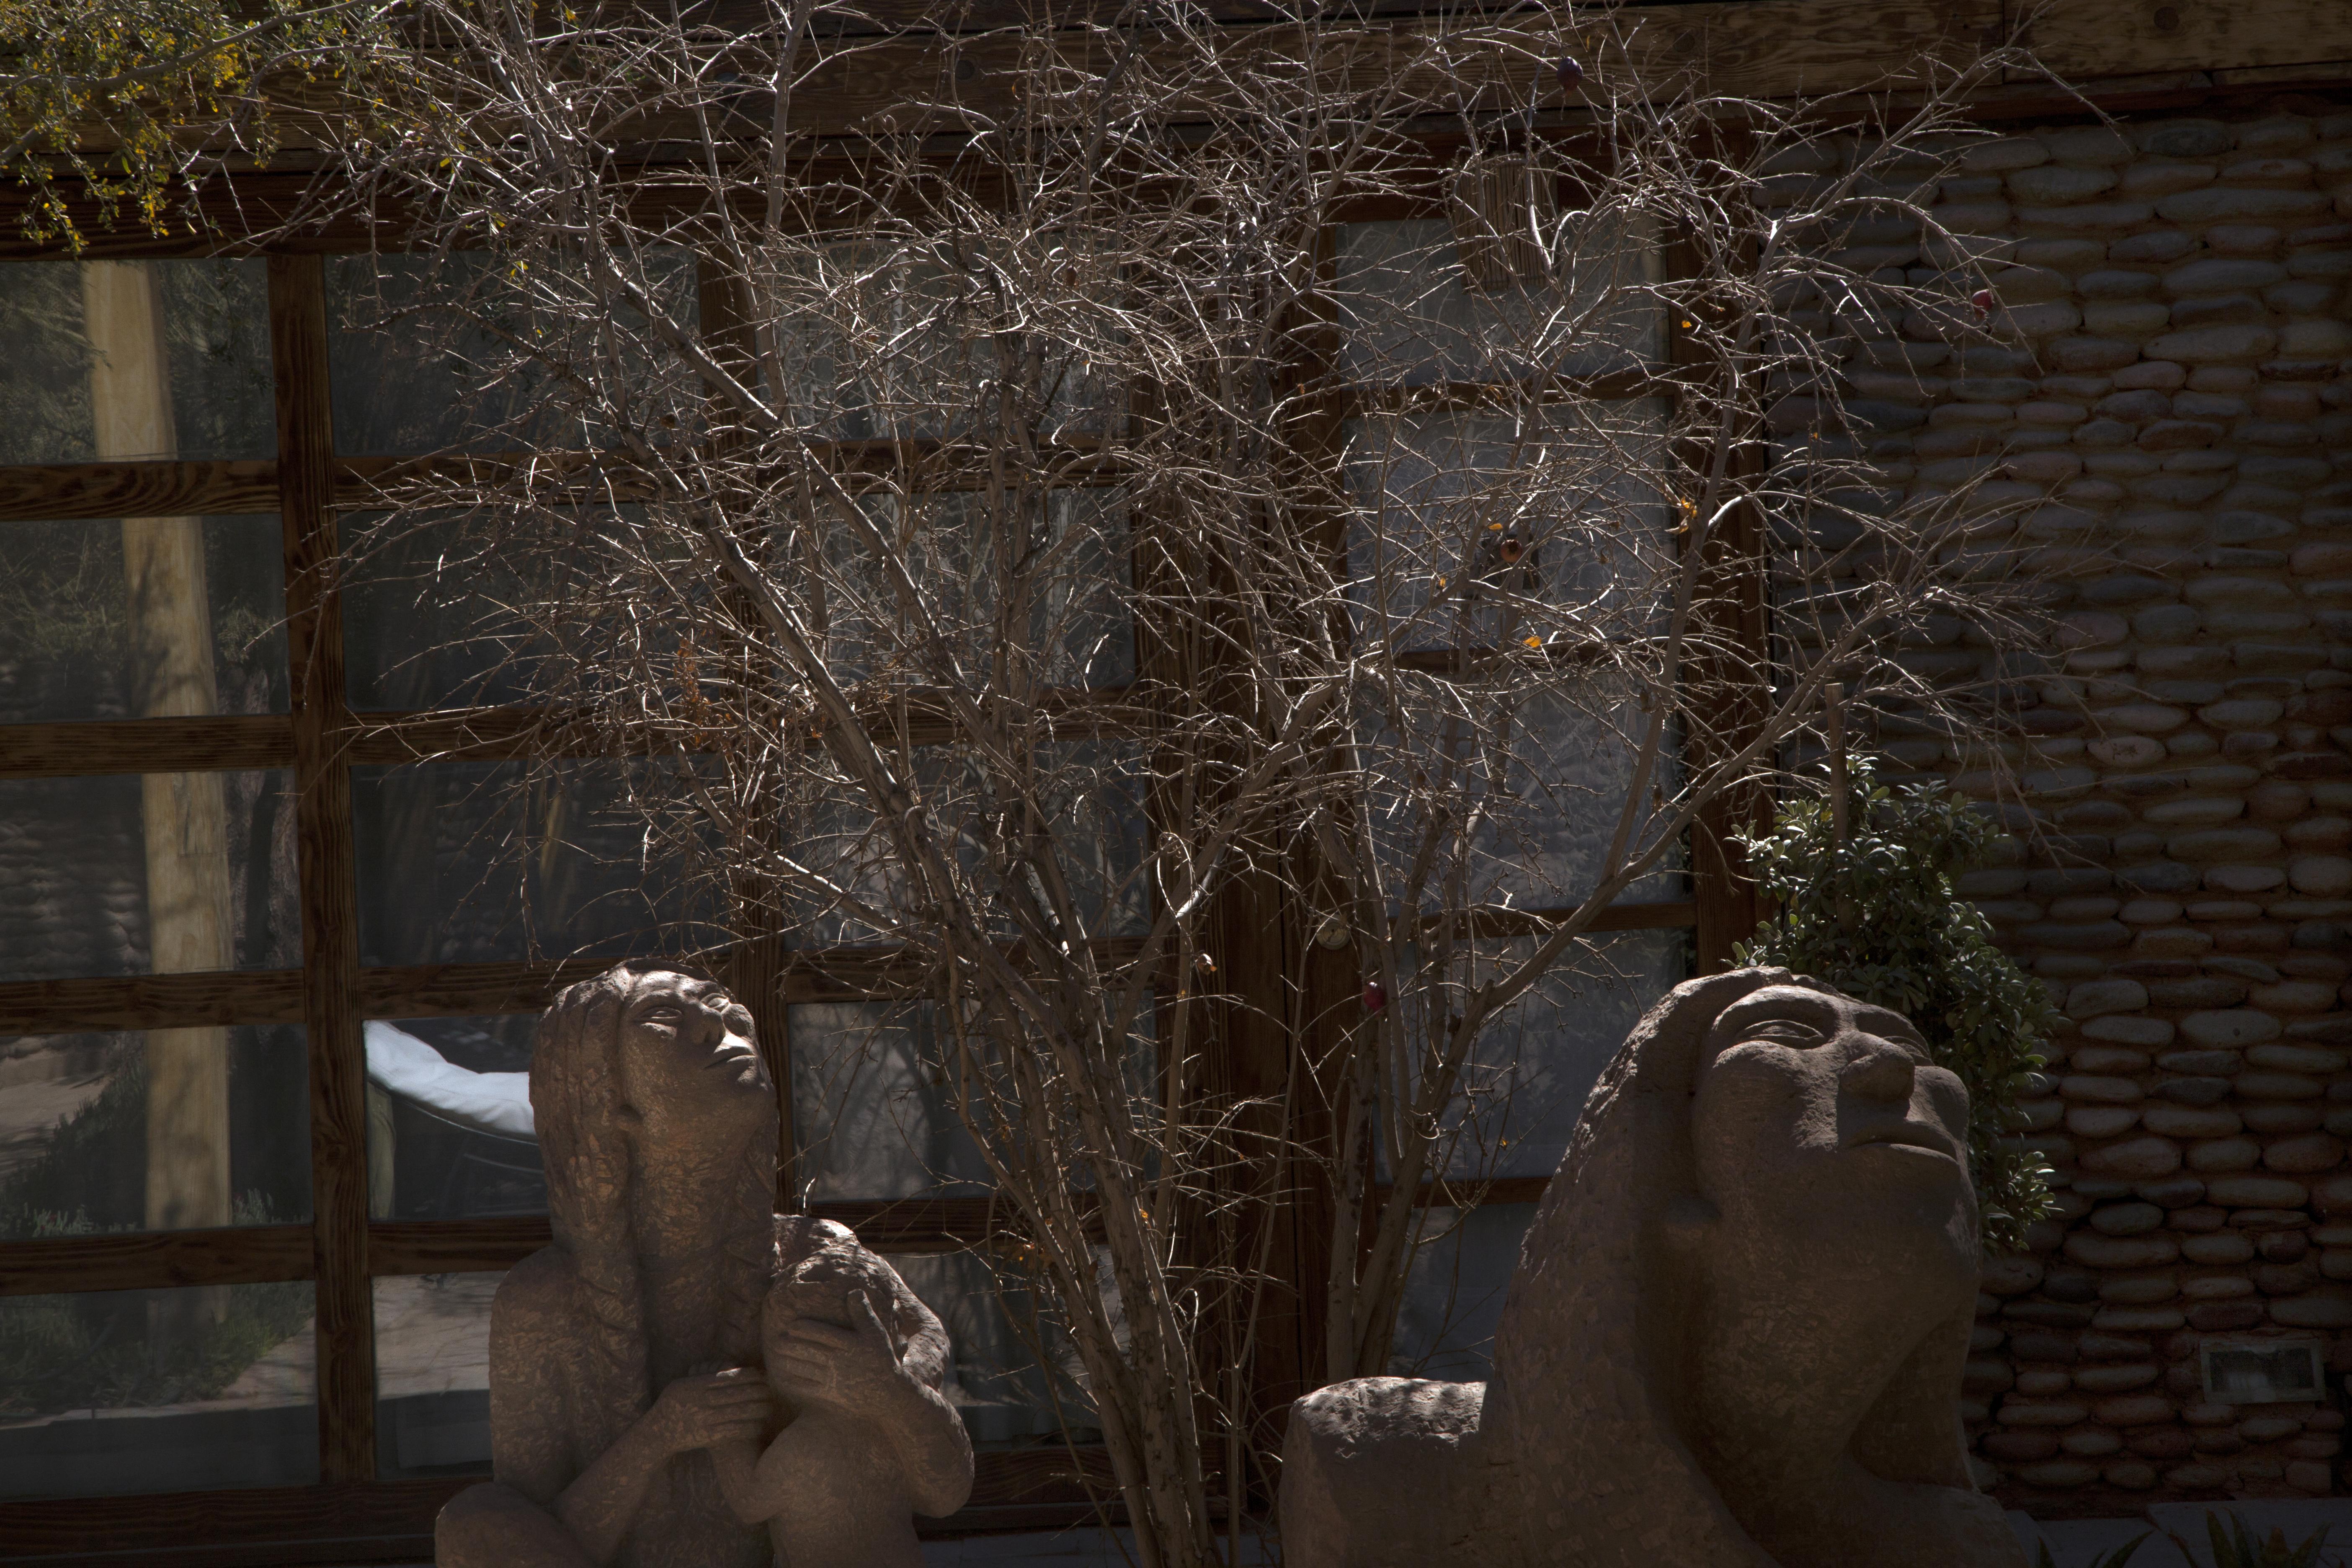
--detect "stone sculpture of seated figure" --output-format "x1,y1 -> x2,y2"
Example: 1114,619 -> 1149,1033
435,965 -> 973,1568
1280,967 -> 2028,1568
711,1237 -> 971,1568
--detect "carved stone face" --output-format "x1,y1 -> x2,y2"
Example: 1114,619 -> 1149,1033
1689,984 -> 1973,1260
615,972 -> 770,1132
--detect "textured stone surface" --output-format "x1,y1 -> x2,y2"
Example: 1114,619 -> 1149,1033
1882,108 -> 2352,1514
1279,972 -> 2024,1567
436,969 -> 973,1568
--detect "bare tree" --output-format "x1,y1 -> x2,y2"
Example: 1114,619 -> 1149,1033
308,4 -> 2060,1562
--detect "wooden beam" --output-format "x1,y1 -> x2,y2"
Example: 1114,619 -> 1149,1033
2015,0 -> 2352,85
0,1479 -> 473,1565
0,1223 -> 313,1297
0,1453 -> 1121,1563
366,1216 -> 551,1277
271,253 -> 377,1485
0,970 -> 306,1033
0,716 -> 295,779
0,459 -> 279,522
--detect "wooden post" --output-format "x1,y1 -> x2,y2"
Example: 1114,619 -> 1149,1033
269,254 -> 376,1482
81,263 -> 236,1340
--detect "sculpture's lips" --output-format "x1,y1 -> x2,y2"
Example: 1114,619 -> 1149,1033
1847,1123 -> 1959,1161
707,1046 -> 761,1069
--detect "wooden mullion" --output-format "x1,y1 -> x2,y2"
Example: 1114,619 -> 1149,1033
1665,208 -> 1767,974
0,459 -> 280,522
270,253 -> 376,1484
0,1223 -> 313,1297
0,1451 -> 1122,1562
0,714 -> 296,778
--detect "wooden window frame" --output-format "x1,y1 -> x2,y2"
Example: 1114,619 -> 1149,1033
0,192 -> 1756,1562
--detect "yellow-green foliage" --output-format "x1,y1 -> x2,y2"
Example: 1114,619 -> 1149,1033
0,0 -> 392,249
1738,758 -> 2056,1254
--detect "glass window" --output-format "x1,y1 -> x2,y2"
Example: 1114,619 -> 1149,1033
0,260 -> 276,467
0,1282 -> 317,1497
791,1001 -> 993,1204
1344,402 -> 1672,653
1388,1203 -> 1533,1381
0,1025 -> 309,1240
888,1251 -> 1095,1450
825,489 -> 1135,692
373,1270 -> 500,1480
1333,217 -> 1662,387
1393,928 -> 1687,1184
342,512 -> 545,713
0,770 -> 299,983
351,760 -> 720,968
0,516 -> 288,724
364,1016 -> 542,1222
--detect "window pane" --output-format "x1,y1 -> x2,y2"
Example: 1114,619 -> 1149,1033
0,770 -> 299,983
0,259 -> 276,466
365,1016 -> 542,1222
343,512 -> 541,712
888,1251 -> 1095,1450
1389,1203 -> 1532,1381
1440,928 -> 1688,1181
0,1282 -> 317,1497
0,516 -> 288,723
792,1001 -> 992,1203
1334,217 -> 1661,386
351,760 -> 717,967
374,1270 -> 500,1480
0,1024 -> 309,1240
1344,402 -> 1671,653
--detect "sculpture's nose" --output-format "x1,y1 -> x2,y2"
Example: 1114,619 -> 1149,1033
1841,1033 -> 1917,1104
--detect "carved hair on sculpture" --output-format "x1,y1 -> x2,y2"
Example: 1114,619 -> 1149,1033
530,964 -> 780,1459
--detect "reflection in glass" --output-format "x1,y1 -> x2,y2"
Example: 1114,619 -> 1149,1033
792,1002 -> 993,1204
889,1251 -> 1096,1449
0,770 -> 299,983
0,516 -> 288,724
351,759 -> 720,967
0,1283 -> 317,1497
374,1271 -> 502,1479
825,488 -> 1135,692
1388,1203 -> 1533,1381
1344,403 -> 1671,654
0,260 -> 276,466
364,1016 -> 543,1222
0,1025 -> 310,1241
1334,217 -> 1661,387
1401,927 -> 1688,1183
342,511 -> 548,712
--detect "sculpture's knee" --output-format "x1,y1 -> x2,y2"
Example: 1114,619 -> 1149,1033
1278,1378 -> 1485,1568
437,1481 -> 590,1568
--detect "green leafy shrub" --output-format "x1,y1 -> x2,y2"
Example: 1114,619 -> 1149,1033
2171,1511 -> 2337,1568
1737,757 -> 2055,1253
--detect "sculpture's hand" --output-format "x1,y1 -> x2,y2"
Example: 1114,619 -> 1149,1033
642,1367 -> 775,1457
774,1289 -> 912,1416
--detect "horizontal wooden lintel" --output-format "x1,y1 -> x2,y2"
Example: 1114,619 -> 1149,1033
0,1223 -> 312,1297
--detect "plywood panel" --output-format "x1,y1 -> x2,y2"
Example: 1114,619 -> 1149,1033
2019,0 -> 2352,82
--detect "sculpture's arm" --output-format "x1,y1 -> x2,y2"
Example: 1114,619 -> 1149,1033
708,1436 -> 771,1527
553,1371 -> 776,1566
773,1289 -> 976,1519
488,1259 -> 776,1563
